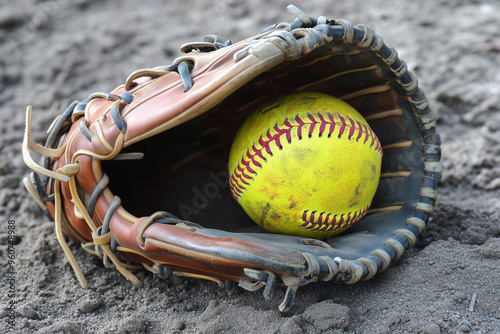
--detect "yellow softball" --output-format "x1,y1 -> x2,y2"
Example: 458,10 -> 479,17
228,92 -> 383,239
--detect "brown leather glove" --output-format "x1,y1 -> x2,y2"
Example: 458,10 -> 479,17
23,5 -> 442,312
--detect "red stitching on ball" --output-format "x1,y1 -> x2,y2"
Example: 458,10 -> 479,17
229,112 -> 383,202
338,114 -> 346,137
355,120 -> 363,141
301,204 -> 371,232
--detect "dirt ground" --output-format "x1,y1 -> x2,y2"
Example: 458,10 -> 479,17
1,0 -> 500,333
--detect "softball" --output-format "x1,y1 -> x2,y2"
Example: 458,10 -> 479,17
228,92 -> 383,238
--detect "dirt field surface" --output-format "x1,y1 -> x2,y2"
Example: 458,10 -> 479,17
1,1 -> 499,333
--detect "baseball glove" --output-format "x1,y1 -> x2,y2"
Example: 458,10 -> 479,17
23,5 -> 442,312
